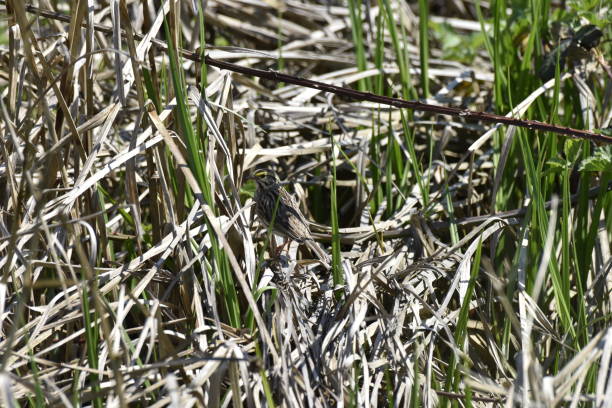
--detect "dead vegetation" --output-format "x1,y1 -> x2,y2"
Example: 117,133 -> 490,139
0,0 -> 611,407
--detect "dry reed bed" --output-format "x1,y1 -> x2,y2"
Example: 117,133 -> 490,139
0,0 -> 610,407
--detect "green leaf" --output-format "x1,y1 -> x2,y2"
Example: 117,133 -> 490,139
546,157 -> 571,172
578,146 -> 612,173
563,139 -> 582,160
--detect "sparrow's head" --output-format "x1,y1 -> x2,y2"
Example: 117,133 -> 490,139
248,169 -> 280,189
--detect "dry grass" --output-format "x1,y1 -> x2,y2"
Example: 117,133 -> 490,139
1,0 -> 611,407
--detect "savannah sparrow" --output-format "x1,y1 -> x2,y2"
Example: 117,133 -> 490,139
249,169 -> 330,267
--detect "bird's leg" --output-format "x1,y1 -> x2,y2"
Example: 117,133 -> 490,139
270,237 -> 289,258
269,234 -> 279,256
269,234 -> 288,258
277,238 -> 292,256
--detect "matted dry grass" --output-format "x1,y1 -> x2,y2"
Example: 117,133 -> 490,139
1,0 -> 611,407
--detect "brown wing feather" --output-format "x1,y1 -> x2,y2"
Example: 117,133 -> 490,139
252,173 -> 329,267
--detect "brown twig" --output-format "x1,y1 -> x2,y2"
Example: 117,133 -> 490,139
203,56 -> 610,144
7,0 -> 611,144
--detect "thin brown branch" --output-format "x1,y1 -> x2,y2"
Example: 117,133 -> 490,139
7,0 -> 611,145
203,56 -> 610,144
